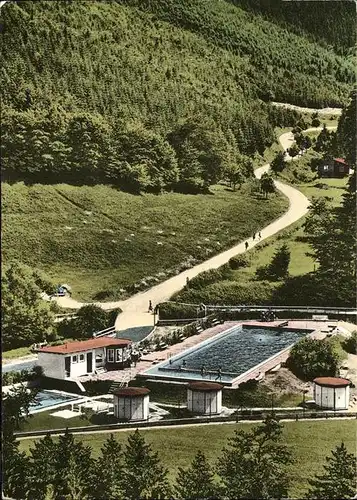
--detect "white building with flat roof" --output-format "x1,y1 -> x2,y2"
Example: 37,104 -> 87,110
38,337 -> 132,379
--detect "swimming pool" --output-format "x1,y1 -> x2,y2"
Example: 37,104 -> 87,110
29,390 -> 81,414
142,325 -> 310,385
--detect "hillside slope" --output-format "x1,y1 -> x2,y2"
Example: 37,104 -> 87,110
1,182 -> 288,301
1,0 -> 354,189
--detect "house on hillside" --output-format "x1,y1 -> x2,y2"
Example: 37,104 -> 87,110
318,158 -> 349,178
37,337 -> 132,379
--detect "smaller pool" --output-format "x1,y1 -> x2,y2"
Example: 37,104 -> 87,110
29,390 -> 81,413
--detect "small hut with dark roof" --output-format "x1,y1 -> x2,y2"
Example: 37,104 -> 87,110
313,377 -> 350,410
112,387 -> 150,421
187,381 -> 223,415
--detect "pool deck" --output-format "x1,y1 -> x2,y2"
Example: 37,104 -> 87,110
77,319 -> 338,385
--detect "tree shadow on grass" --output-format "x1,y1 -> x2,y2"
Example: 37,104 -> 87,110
90,412 -> 121,425
272,272 -> 356,308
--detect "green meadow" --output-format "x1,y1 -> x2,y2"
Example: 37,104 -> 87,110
18,419 -> 356,498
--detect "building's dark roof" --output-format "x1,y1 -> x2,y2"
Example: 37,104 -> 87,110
113,387 -> 150,397
334,158 -> 348,165
188,382 -> 223,392
39,337 -> 131,354
313,377 -> 350,388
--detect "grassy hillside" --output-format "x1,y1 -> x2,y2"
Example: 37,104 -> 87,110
2,181 -> 287,300
18,420 -> 356,498
1,0 -> 354,302
174,176 -> 349,307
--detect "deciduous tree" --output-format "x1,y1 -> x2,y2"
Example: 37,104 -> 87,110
2,261 -> 56,349
260,172 -> 276,198
271,151 -> 287,174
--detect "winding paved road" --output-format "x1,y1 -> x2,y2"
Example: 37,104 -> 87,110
54,123 -> 338,331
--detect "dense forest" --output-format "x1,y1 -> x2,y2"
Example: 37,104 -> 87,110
1,0 -> 355,191
172,90 -> 357,308
231,0 -> 356,55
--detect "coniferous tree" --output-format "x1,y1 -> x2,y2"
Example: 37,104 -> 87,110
52,430 -> 94,499
27,434 -> 58,499
2,386 -> 38,499
174,450 -> 218,500
217,416 -> 292,499
305,442 -> 356,499
121,429 -> 170,500
93,434 -> 125,500
268,243 -> 291,279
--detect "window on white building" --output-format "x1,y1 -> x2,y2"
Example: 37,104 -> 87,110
107,349 -> 114,362
79,354 -> 85,362
116,349 -> 122,362
72,355 -> 78,363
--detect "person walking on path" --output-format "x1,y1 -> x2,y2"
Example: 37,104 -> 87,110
252,233 -> 256,241
258,231 -> 261,240
148,300 -> 153,313
245,241 -> 249,250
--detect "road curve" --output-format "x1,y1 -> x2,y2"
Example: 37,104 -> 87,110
55,120 -> 341,330
272,101 -> 342,116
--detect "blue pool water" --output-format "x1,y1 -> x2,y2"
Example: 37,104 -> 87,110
144,326 -> 308,383
29,390 -> 80,413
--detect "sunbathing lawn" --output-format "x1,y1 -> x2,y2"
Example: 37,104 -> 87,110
18,419 -> 355,498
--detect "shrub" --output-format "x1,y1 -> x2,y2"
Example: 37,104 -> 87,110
288,144 -> 300,157
158,302 -> 198,320
228,254 -> 250,270
188,266 -> 232,289
342,331 -> 357,354
177,280 -> 277,305
2,366 -> 43,386
287,337 -> 339,380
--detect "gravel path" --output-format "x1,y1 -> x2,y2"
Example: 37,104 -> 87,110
16,416 -> 356,441
53,121 -> 337,330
